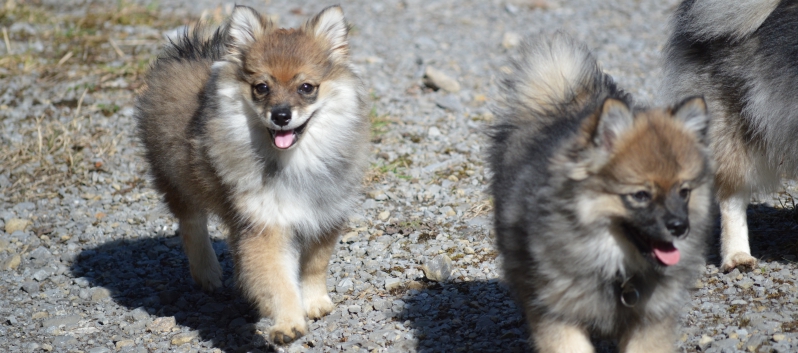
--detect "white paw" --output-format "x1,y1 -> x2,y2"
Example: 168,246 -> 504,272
270,315 -> 307,345
304,293 -> 334,319
721,252 -> 757,272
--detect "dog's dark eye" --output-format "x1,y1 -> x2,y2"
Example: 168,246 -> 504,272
298,83 -> 315,95
254,83 -> 270,95
679,187 -> 691,199
631,190 -> 652,203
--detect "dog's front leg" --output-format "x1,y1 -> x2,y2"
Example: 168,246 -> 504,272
236,225 -> 306,345
300,228 -> 339,319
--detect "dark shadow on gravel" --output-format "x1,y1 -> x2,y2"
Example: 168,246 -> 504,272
706,203 -> 798,267
401,280 -> 621,353
400,279 -> 530,353
72,235 -> 276,353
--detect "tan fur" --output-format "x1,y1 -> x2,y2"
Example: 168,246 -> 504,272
618,315 -> 677,353
136,5 -> 368,345
234,225 -> 305,344
300,228 -> 340,319
532,318 -> 594,353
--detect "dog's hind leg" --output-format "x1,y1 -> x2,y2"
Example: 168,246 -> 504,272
178,211 -> 223,291
166,190 -> 222,292
719,189 -> 756,271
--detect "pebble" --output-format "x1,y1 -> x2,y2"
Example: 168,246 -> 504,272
422,67 -> 461,93
91,287 -> 111,302
502,32 -> 521,49
435,95 -> 463,112
170,332 -> 198,345
147,317 -> 176,333
384,277 -> 402,291
4,218 -> 30,233
698,335 -> 714,351
2,254 -> 21,270
422,254 -> 453,282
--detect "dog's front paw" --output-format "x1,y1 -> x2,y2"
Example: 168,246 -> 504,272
304,293 -> 334,319
721,252 -> 757,272
189,260 -> 223,292
270,316 -> 307,345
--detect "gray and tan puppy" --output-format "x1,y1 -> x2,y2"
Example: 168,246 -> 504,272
489,32 -> 714,353
663,0 -> 798,271
136,5 -> 368,344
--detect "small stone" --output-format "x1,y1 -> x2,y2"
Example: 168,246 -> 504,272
502,32 -> 521,49
115,340 -> 135,350
91,287 -> 111,302
42,315 -> 81,329
407,281 -> 424,291
21,281 -> 40,293
384,277 -> 402,291
772,333 -> 785,342
423,66 -> 461,93
378,211 -> 390,221
3,254 -> 21,270
435,94 -> 463,112
5,218 -> 31,233
422,254 -> 453,282
694,279 -> 704,289
747,334 -> 766,352
347,305 -> 362,314
428,126 -> 442,138
698,335 -> 713,351
464,247 -> 475,255
362,199 -> 377,210
170,332 -> 197,345
32,311 -> 49,319
32,268 -> 51,282
369,190 -> 388,201
336,278 -> 354,293
340,231 -> 358,243
147,317 -> 176,333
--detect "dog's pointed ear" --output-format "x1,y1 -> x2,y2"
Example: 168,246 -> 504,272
593,98 -> 634,152
226,6 -> 273,61
672,96 -> 709,141
306,6 -> 349,61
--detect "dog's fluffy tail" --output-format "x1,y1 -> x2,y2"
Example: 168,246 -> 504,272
495,32 -> 618,126
670,0 -> 779,41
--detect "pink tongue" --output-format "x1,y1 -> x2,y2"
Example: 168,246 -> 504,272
652,243 -> 680,266
274,130 -> 295,149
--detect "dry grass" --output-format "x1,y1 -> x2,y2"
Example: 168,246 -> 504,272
0,0 -> 188,203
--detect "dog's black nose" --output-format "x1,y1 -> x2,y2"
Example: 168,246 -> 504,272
665,218 -> 689,237
271,106 -> 292,126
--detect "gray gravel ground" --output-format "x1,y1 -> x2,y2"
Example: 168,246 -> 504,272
1,0 -> 797,352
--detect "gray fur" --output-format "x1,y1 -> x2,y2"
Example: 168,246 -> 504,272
663,0 -> 798,270
664,0 -> 798,185
490,33 -> 713,350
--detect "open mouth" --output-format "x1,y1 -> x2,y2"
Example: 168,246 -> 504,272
267,117 -> 311,150
621,224 -> 681,267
